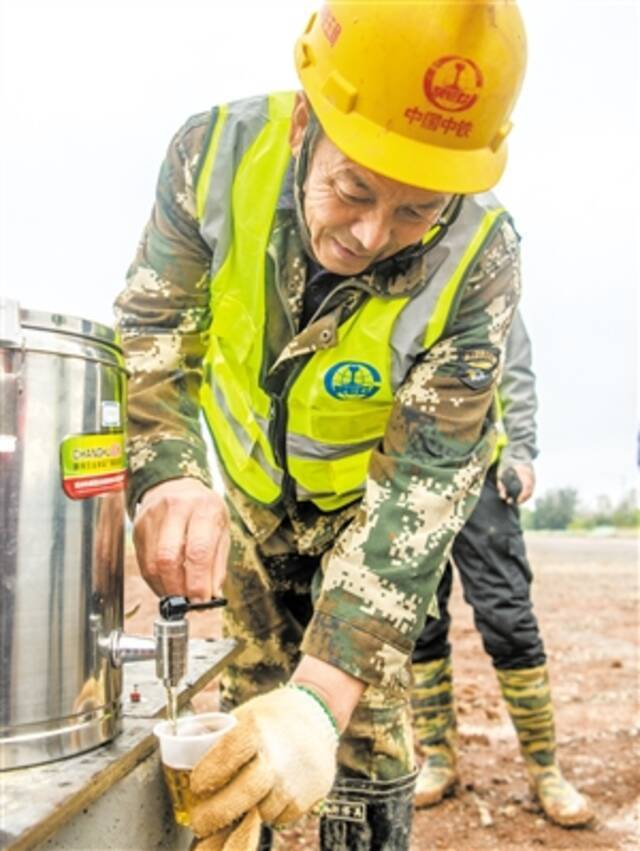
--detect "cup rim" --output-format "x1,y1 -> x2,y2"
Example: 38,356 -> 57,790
153,711 -> 236,742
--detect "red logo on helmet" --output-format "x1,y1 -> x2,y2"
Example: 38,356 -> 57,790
423,56 -> 483,113
320,6 -> 342,46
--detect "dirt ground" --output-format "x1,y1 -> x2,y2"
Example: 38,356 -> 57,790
125,533 -> 639,850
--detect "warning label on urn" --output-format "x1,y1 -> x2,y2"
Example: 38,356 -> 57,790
60,433 -> 127,499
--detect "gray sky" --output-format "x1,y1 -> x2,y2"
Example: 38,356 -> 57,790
1,0 -> 638,506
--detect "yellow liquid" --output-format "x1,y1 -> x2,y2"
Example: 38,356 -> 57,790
162,764 -> 195,827
166,686 -> 178,734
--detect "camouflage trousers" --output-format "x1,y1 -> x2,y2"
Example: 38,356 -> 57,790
219,505 -> 415,782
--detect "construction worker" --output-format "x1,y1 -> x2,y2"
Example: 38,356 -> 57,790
116,2 -> 527,848
412,312 -> 594,827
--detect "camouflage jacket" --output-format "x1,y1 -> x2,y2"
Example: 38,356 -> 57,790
115,106 -> 521,689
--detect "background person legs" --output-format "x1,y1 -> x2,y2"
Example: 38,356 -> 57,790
411,469 -> 593,827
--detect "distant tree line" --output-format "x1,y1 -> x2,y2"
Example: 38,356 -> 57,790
520,489 -> 639,531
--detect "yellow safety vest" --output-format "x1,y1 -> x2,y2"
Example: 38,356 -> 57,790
196,92 -> 508,510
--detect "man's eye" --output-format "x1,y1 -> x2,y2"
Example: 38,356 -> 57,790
401,207 -> 427,220
404,205 -> 443,222
338,189 -> 370,204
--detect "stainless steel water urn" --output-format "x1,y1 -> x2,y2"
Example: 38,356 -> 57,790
0,301 -> 130,769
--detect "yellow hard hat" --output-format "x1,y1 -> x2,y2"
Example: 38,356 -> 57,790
295,0 -> 527,193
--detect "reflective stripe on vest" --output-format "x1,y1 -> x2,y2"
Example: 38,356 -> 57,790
490,390 -> 509,465
196,92 -> 507,508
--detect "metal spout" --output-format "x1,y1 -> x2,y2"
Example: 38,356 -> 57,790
154,617 -> 189,689
94,597 -> 226,689
101,631 -> 157,668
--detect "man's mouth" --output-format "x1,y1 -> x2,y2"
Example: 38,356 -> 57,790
331,237 -> 370,263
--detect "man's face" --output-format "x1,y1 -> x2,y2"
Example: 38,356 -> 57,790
291,102 -> 452,276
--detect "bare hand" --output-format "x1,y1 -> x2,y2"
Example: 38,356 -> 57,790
133,478 -> 229,601
497,463 -> 535,505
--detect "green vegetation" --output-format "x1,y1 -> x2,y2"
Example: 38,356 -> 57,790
520,489 -> 639,531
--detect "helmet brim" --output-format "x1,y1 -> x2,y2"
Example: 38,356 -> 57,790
308,92 -> 508,195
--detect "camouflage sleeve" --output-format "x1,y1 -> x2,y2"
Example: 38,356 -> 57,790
301,218 -> 522,689
498,309 -> 539,469
114,112 -> 216,515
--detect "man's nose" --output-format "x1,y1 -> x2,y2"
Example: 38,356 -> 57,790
350,210 -> 391,255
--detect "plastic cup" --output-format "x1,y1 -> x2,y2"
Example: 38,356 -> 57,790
154,711 -> 236,827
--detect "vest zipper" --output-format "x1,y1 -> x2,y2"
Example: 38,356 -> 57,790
265,242 -> 297,499
271,353 -> 314,504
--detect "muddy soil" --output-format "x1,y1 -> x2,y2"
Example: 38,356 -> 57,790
125,534 -> 639,850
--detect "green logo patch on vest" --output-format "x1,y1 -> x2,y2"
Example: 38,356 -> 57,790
324,361 -> 382,400
456,346 -> 500,390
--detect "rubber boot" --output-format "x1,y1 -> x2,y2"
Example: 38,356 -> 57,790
497,665 -> 594,827
319,771 -> 417,850
411,657 -> 458,808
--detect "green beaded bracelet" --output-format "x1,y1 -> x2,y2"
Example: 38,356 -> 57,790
289,683 -> 340,738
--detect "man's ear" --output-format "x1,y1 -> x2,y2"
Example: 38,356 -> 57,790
289,92 -> 310,156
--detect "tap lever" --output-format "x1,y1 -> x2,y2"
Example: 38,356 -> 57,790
187,597 -> 228,613
159,595 -> 228,621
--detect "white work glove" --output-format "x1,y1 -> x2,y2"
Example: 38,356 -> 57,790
189,809 -> 261,851
189,686 -> 339,842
